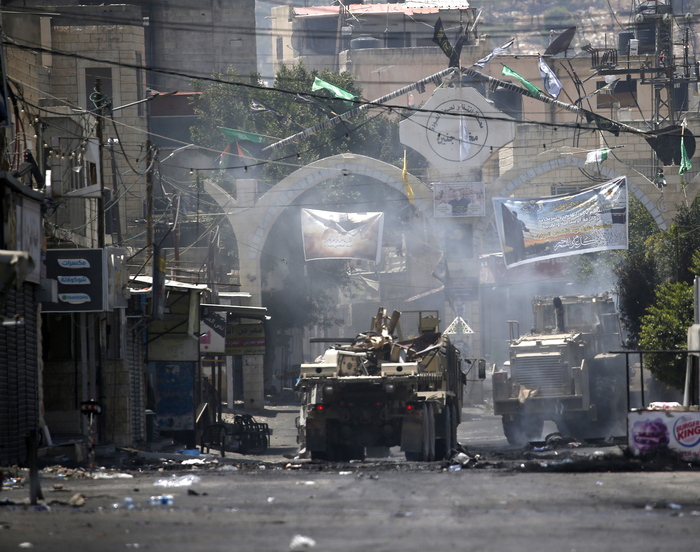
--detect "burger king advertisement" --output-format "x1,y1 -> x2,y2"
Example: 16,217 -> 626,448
628,410 -> 700,461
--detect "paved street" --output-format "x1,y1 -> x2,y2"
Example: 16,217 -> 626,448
1,397 -> 699,551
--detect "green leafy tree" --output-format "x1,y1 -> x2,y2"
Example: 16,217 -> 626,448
615,248 -> 660,345
613,197 -> 661,345
190,64 -> 404,186
619,195 -> 700,389
663,200 -> 700,284
638,280 -> 693,390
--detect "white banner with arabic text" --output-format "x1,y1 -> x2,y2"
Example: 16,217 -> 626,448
492,176 -> 628,268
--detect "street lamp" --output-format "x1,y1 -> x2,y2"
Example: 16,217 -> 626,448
655,169 -> 667,189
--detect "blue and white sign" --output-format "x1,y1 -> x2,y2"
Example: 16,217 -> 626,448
43,249 -> 107,312
58,258 -> 91,269
58,275 -> 91,285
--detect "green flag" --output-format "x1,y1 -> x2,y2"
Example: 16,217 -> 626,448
311,77 -> 356,102
501,64 -> 541,98
585,148 -> 609,165
219,127 -> 267,144
680,136 -> 692,175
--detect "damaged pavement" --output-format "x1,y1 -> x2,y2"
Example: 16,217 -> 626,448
2,402 -> 700,551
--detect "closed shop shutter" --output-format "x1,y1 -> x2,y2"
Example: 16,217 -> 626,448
0,284 -> 39,466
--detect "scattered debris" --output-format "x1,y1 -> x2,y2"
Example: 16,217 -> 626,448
153,474 -> 201,488
289,534 -> 316,550
91,471 -> 133,479
148,495 -> 174,506
645,501 -> 682,511
68,493 -> 86,507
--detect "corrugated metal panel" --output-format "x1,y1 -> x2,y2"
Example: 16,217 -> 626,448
514,354 -> 564,396
127,320 -> 145,443
0,284 -> 39,466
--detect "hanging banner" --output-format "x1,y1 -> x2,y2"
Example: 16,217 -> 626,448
301,208 -> 384,263
434,182 -> 485,217
492,176 -> 628,268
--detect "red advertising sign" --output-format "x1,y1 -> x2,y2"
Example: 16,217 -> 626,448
225,323 -> 265,356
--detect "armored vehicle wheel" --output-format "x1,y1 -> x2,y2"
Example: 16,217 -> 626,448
366,446 -> 391,458
434,405 -> 453,460
404,403 -> 435,461
502,414 -> 544,446
310,450 -> 328,460
426,403 -> 436,461
450,404 -> 459,447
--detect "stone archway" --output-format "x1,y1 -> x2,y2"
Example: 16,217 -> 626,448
213,153 -> 435,302
204,153 -> 434,409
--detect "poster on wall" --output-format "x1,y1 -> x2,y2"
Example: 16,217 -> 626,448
226,323 -> 265,356
492,176 -> 628,268
434,182 -> 485,217
200,309 -> 227,354
628,409 -> 700,462
153,361 -> 195,431
301,208 -> 384,263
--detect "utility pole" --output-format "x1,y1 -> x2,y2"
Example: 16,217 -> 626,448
108,139 -> 123,244
95,78 -> 105,248
196,169 -> 201,283
146,139 -> 154,259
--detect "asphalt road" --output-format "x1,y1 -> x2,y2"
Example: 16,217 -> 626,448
1,399 -> 699,551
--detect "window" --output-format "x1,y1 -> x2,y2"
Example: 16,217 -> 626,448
85,67 -> 113,110
135,52 -> 145,116
276,37 -> 284,60
386,32 -> 410,48
597,78 -> 636,109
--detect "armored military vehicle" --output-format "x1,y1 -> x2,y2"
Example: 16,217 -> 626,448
492,293 -> 627,445
296,308 -> 485,461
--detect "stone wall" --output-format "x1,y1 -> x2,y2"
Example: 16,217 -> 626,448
147,0 -> 257,92
49,12 -> 149,247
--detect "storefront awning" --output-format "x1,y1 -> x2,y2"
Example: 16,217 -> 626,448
200,303 -> 269,321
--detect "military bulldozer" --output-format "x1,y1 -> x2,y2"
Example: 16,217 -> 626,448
492,293 -> 627,446
296,308 -> 485,461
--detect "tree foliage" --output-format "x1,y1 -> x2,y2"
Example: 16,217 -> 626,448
616,196 -> 700,389
190,64 -> 405,186
638,281 -> 693,390
613,196 -> 661,344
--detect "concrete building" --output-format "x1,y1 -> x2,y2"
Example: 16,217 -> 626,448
0,0 -> 261,456
270,1 -> 485,101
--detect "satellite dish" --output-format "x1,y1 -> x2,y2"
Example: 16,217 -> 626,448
543,26 -> 577,57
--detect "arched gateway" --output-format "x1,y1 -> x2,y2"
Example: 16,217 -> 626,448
204,153 -> 433,408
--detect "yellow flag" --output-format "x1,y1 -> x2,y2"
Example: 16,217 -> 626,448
402,150 -> 415,205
